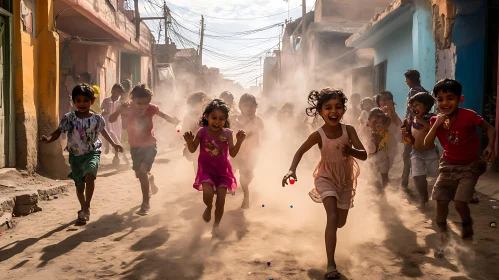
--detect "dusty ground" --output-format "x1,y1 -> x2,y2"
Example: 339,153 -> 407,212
0,148 -> 498,280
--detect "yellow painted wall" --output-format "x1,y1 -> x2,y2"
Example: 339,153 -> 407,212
14,0 -> 67,176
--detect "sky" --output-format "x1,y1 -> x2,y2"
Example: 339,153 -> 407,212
138,0 -> 316,88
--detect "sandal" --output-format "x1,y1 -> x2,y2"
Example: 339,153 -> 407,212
325,266 -> 342,279
462,218 -> 474,240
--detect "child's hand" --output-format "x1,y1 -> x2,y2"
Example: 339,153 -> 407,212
236,130 -> 246,142
282,170 -> 297,187
120,102 -> 131,110
434,114 -> 448,127
39,135 -> 50,143
113,144 -> 124,153
183,131 -> 195,143
484,145 -> 495,162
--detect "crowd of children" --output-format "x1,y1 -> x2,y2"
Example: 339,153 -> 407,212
40,71 -> 496,279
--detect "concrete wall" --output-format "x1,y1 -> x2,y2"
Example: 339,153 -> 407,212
452,0 -> 486,114
14,0 -> 67,176
413,1 -> 436,91
374,22 -> 413,117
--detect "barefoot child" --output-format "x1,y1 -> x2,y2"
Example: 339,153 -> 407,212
232,93 -> 264,209
282,88 -> 367,279
424,78 -> 496,251
183,99 -> 246,236
40,84 -> 123,222
101,83 -> 124,164
366,107 -> 392,191
109,84 -> 180,215
402,92 -> 438,208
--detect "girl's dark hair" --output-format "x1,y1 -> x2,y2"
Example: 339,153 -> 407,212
360,97 -> 373,111
239,93 -> 258,106
404,69 -> 421,84
121,79 -> 132,92
72,83 -> 95,101
432,78 -> 462,98
306,88 -> 348,118
199,99 -> 231,128
186,91 -> 208,106
219,91 -> 234,104
375,91 -> 395,107
408,92 -> 434,112
112,83 -> 125,93
368,107 -> 386,120
131,84 -> 153,99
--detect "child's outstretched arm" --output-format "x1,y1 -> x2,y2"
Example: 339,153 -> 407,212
39,128 -> 62,144
109,102 -> 128,123
157,110 -> 181,125
344,125 -> 367,161
101,128 -> 124,153
282,132 -> 320,187
229,130 -> 246,157
184,131 -> 200,153
479,120 -> 496,162
424,114 -> 446,147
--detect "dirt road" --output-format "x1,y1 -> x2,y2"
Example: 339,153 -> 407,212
1,149 -> 498,280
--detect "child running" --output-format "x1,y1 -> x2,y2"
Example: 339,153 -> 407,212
101,83 -> 124,164
375,91 -> 403,169
282,88 -> 366,279
366,107 -> 392,191
183,99 -> 246,237
109,84 -> 180,215
183,92 -> 209,171
358,97 -> 374,145
424,79 -> 496,254
40,84 -> 123,223
402,92 -> 438,208
232,93 -> 264,209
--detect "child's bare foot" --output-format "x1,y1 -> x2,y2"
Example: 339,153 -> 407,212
149,174 -> 158,195
435,228 -> 450,258
325,265 -> 341,279
83,209 -> 90,221
240,198 -> 250,209
112,155 -> 120,166
462,218 -> 474,240
203,207 -> 212,222
212,226 -> 222,239
137,202 -> 150,216
77,210 -> 85,221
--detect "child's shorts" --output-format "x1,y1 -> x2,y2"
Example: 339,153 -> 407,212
130,145 -> 157,173
431,159 -> 487,202
68,151 -> 101,192
368,150 -> 390,174
309,177 -> 354,209
411,148 -> 439,178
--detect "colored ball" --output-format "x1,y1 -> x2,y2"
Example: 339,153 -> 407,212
262,204 -> 265,207
267,262 -> 271,266
290,179 -> 295,184
290,205 -> 293,208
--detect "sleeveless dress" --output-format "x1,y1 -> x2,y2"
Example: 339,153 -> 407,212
309,125 -> 360,209
193,127 -> 237,194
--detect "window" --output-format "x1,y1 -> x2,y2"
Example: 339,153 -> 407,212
373,60 -> 387,95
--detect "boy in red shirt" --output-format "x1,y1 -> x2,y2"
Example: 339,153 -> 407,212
109,84 -> 180,215
425,78 -> 496,255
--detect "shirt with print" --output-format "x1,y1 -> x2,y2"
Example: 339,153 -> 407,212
430,108 -> 483,165
59,111 -> 106,156
405,86 -> 427,119
126,104 -> 159,147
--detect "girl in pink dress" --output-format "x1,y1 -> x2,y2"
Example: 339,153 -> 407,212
282,88 -> 367,279
184,99 -> 246,237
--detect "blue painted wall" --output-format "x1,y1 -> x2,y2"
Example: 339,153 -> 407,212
413,4 -> 436,94
374,22 -> 414,118
452,0 -> 486,114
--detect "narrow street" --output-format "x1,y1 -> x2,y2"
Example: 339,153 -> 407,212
1,149 -> 498,280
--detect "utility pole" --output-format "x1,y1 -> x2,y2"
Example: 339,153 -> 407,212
199,15 -> 205,66
163,1 -> 169,44
301,0 -> 307,61
134,0 -> 140,40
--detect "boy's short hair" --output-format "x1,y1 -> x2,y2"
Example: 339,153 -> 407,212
375,91 -> 394,107
72,83 -> 95,101
432,78 -> 462,98
186,92 -> 208,106
360,97 -> 372,110
79,72 -> 92,83
404,69 -> 421,84
239,93 -> 258,106
130,84 -> 153,99
112,83 -> 125,93
368,107 -> 385,120
409,92 -> 434,111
